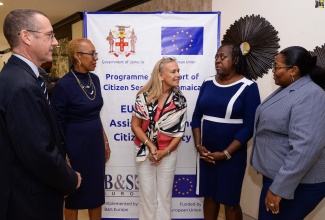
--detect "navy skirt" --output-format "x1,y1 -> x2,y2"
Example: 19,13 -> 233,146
258,176 -> 325,220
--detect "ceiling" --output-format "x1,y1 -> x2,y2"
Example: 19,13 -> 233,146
0,0 -> 121,51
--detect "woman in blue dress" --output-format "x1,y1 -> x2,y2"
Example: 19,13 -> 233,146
51,38 -> 111,220
192,43 -> 260,220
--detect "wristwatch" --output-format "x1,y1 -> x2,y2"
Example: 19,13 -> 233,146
223,150 -> 231,160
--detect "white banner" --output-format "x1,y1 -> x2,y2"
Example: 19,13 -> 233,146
84,11 -> 221,219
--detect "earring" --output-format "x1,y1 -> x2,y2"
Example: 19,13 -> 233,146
291,75 -> 295,82
77,60 -> 81,66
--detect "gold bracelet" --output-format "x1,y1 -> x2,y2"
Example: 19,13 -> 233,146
144,139 -> 148,145
223,150 -> 231,160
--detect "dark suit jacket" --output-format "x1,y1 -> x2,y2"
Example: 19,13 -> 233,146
0,55 -> 78,220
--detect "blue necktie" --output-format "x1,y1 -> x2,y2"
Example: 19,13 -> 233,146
38,76 -> 50,104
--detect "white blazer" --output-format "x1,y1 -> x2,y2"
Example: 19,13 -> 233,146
251,75 -> 325,200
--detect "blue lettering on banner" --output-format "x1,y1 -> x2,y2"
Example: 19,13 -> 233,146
112,132 -> 190,143
185,121 -> 191,127
178,84 -> 201,91
114,133 -> 135,141
179,74 -> 189,80
105,73 -> 148,81
130,84 -> 143,90
103,84 -> 129,90
102,60 -> 125,64
182,135 -> 191,143
101,60 -> 146,65
110,119 -> 132,127
121,105 -> 134,113
103,84 -> 144,91
103,84 -> 201,91
129,60 -> 145,64
176,60 -> 197,64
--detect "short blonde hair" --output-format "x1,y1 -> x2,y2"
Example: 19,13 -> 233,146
67,38 -> 92,64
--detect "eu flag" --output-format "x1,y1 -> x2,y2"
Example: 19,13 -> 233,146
161,27 -> 204,55
172,174 -> 199,197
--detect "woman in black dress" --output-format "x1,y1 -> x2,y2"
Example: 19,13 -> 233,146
51,38 -> 111,220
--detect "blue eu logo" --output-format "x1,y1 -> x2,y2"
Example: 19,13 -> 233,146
161,27 -> 204,55
172,175 -> 198,197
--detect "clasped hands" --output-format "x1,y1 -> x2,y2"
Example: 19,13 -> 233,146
148,147 -> 166,164
196,145 -> 225,164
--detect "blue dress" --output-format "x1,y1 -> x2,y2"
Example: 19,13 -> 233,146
192,76 -> 260,205
51,69 -> 105,209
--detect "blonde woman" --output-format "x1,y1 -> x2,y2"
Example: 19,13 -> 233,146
131,57 -> 187,220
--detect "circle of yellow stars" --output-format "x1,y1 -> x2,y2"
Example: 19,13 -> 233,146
174,177 -> 194,196
172,30 -> 194,52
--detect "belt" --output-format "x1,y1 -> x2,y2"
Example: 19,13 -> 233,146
203,115 -> 243,124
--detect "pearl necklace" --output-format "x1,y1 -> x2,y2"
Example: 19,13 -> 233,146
71,69 -> 96,100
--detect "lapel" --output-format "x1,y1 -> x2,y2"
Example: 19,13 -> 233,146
8,55 -> 67,152
256,75 -> 312,119
9,55 -> 39,82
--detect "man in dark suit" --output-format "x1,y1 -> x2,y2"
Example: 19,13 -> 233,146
0,9 -> 82,220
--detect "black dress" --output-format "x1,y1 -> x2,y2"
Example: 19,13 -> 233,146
51,69 -> 105,209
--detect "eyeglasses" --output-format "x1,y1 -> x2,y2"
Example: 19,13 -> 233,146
18,30 -> 55,39
215,54 -> 228,61
76,52 -> 98,59
272,65 -> 293,71
162,56 -> 176,61
159,57 -> 177,72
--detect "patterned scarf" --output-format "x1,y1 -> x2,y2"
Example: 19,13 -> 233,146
133,88 -> 187,156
